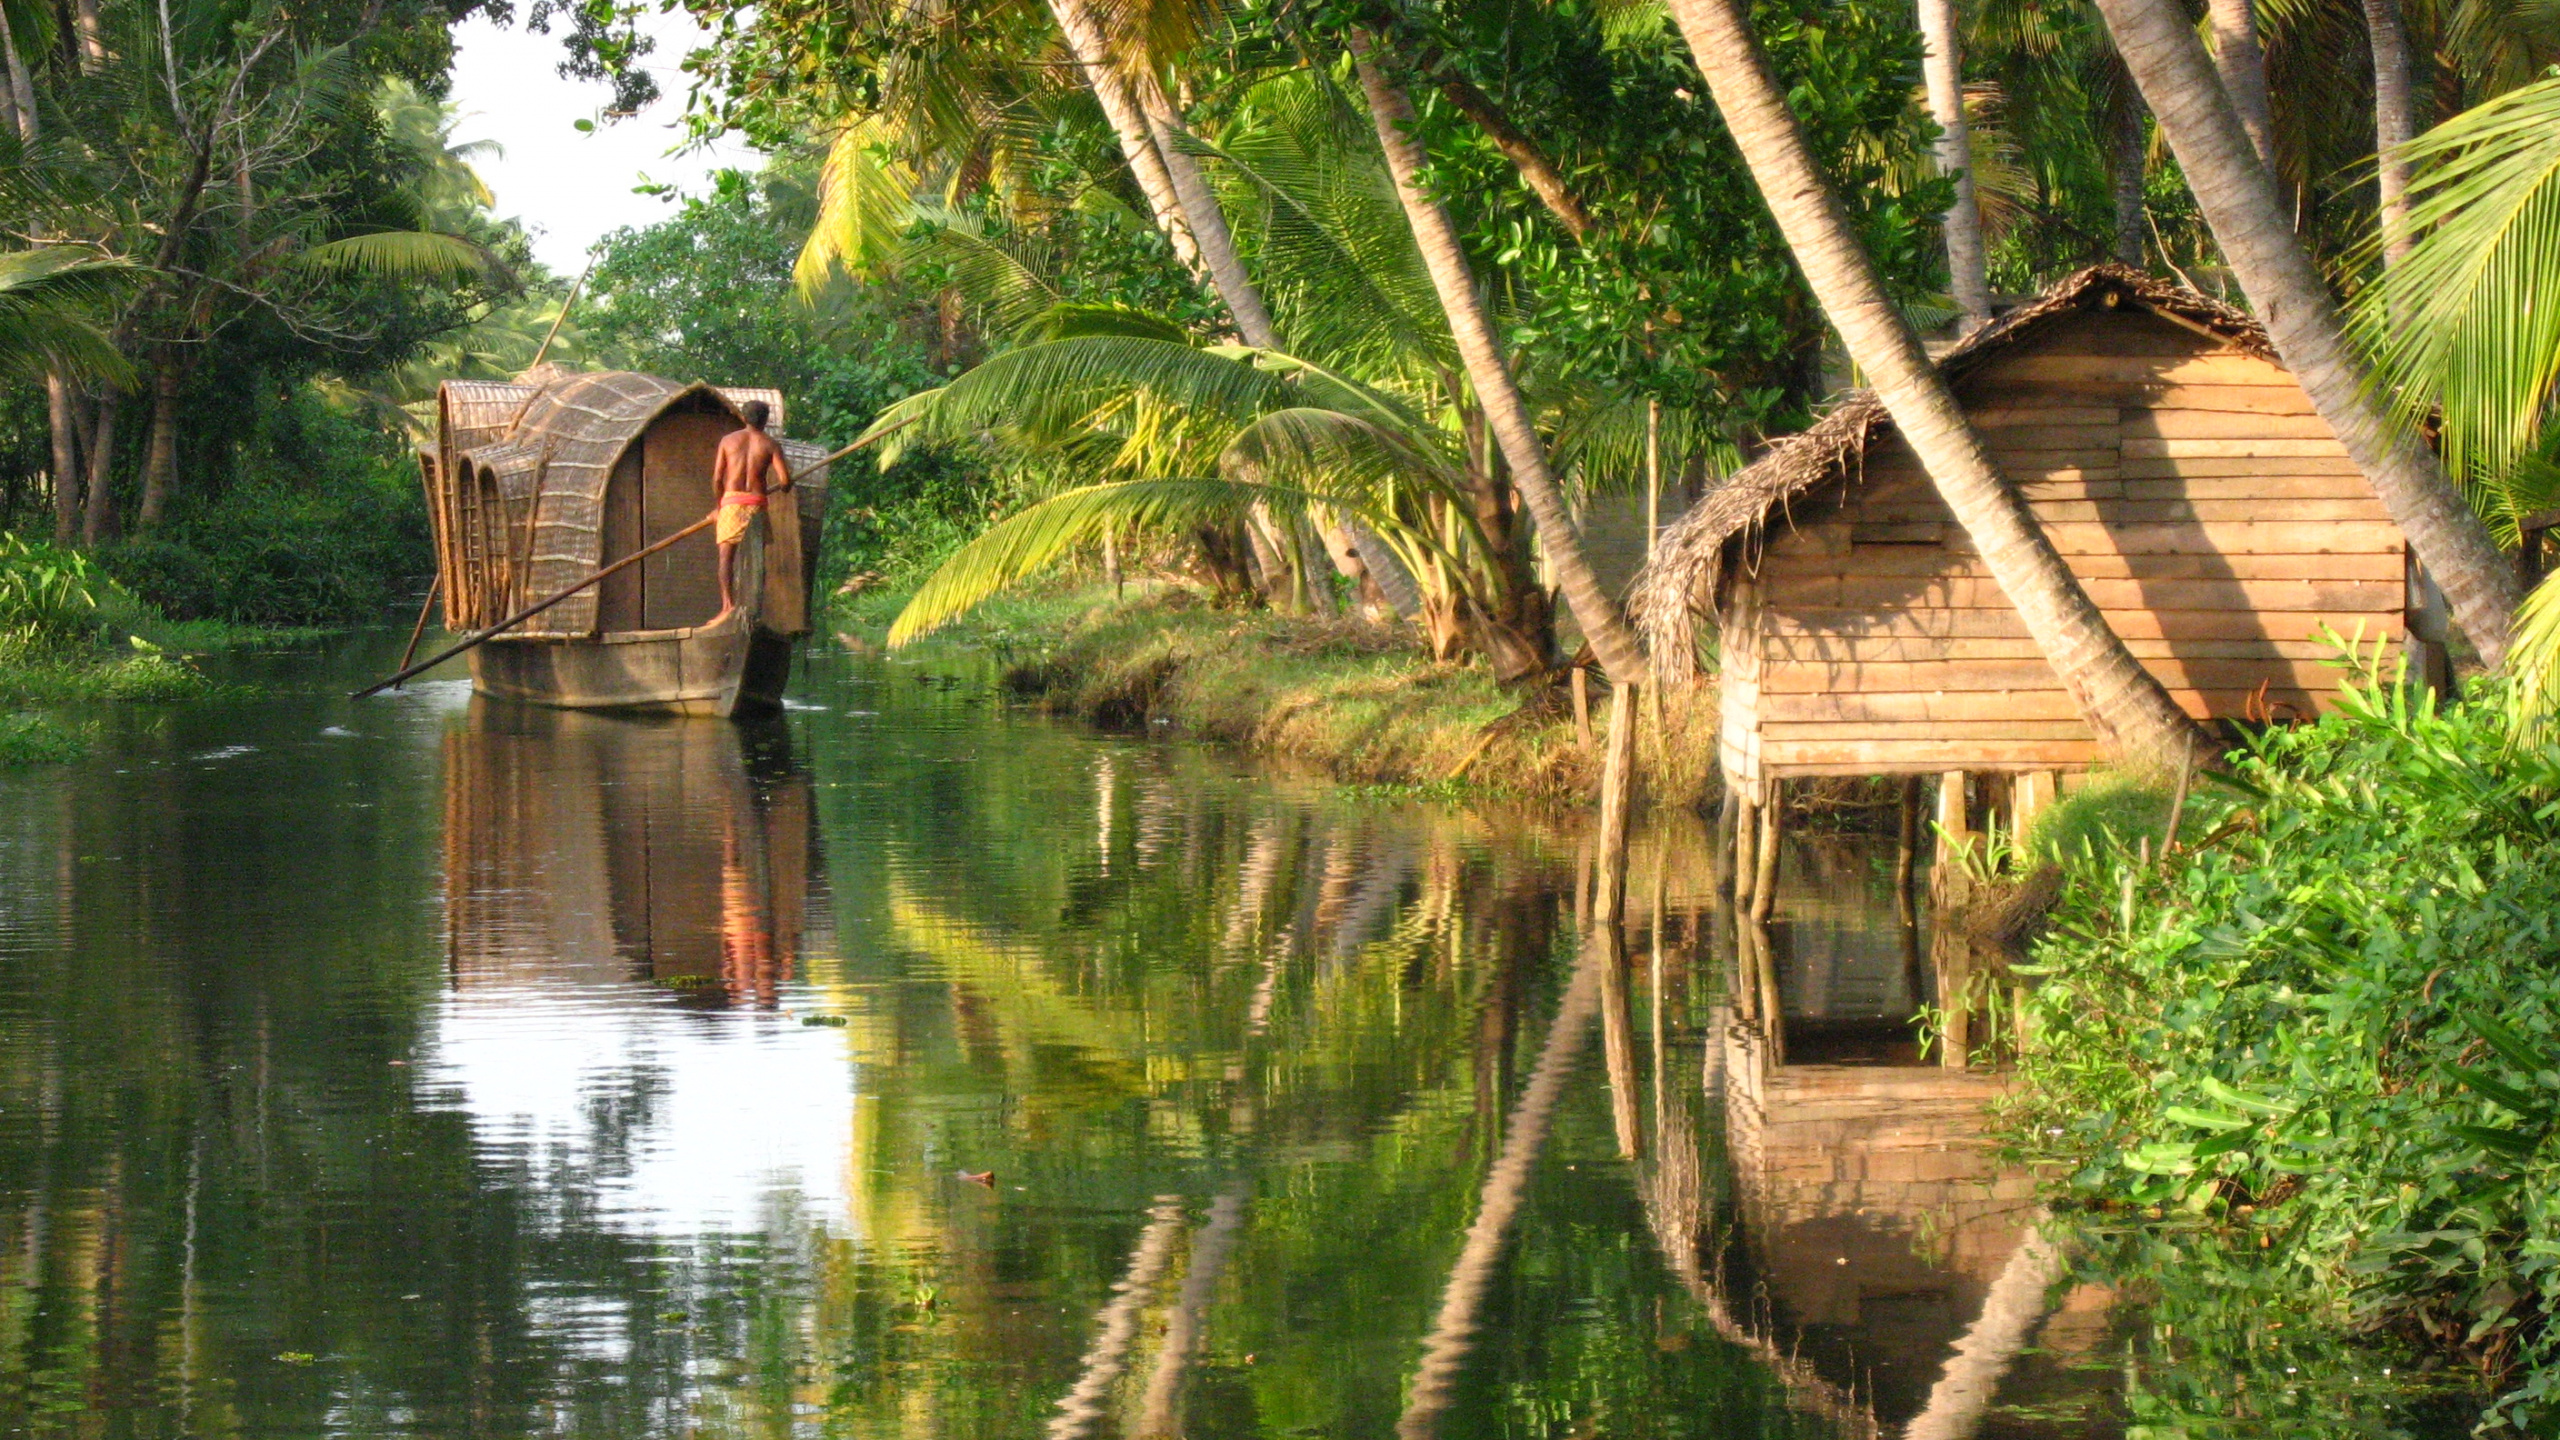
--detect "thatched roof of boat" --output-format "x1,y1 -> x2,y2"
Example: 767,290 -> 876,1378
1624,264 -> 2274,684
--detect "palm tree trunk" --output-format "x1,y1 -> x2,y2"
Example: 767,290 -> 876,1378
47,375 -> 80,546
2206,0 -> 2279,176
74,0 -> 105,71
2092,0 -> 2524,664
1353,45 -> 1649,685
1134,76 -> 1279,349
2364,0 -> 2415,266
1662,0 -> 2207,766
1918,0 -> 1991,330
81,391 -> 118,547
1046,0 -> 1202,278
2111,84 -> 2149,267
0,2 -> 36,140
140,362 -> 180,529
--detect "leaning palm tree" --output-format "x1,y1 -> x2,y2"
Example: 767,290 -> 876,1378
868,323 -> 1531,663
1348,44 -> 1651,685
2088,0 -> 2526,667
1658,0 -> 2206,767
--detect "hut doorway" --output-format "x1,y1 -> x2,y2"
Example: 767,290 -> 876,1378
598,395 -> 742,633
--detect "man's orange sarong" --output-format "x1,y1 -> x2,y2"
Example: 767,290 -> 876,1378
716,490 -> 764,545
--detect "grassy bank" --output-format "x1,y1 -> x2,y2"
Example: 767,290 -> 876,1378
2000,675 -> 2560,1433
842,583 -> 1720,809
3,535 -> 230,767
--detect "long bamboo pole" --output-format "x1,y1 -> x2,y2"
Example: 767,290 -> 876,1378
390,572 -> 443,691
352,438 -> 862,700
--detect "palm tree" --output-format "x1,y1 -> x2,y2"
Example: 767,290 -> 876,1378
2092,0 -> 2526,666
1349,43 -> 1650,685
1919,0 -> 1991,330
1659,0 -> 2206,766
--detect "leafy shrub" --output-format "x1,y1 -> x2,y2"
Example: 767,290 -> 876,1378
2008,671 -> 2560,1430
0,533 -> 134,650
100,470 -> 426,625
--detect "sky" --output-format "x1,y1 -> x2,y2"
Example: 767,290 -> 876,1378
445,9 -> 762,274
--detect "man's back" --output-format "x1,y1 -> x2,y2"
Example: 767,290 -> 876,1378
714,426 -> 788,499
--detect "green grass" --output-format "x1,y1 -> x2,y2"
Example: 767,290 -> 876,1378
0,643 -> 218,707
0,712 -> 83,767
842,580 -> 1721,809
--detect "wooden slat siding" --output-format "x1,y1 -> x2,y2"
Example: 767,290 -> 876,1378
1765,575 -> 2402,611
1765,688 -> 2323,724
1763,656 -> 2351,694
1766,634 -> 2377,663
1738,303 -> 2407,779
1769,608 -> 2399,642
1784,550 -> 2408,581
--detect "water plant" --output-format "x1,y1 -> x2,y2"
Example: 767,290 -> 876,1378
2005,664 -> 2560,1428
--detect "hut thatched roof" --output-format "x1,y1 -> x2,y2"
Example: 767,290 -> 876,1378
1624,265 -> 2274,684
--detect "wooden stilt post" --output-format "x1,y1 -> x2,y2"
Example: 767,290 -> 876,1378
1894,774 -> 1921,924
1749,781 -> 1780,926
2012,770 -> 2057,848
1571,665 -> 1594,749
1593,681 -> 1638,932
1731,793 -> 1759,911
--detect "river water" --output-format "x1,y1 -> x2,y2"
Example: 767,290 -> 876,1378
0,633 -> 2131,1438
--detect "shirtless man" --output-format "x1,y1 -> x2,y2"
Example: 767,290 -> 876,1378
709,400 -> 793,625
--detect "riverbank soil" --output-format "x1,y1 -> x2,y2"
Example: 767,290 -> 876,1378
841,581 -> 1722,810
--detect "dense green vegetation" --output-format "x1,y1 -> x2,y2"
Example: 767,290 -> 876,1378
2004,669 -> 2560,1431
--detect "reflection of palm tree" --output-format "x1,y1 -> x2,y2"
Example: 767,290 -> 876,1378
1397,939 -> 1602,1439
1900,1225 -> 2064,1440
1132,1186 -> 1249,1438
1047,1198 -> 1190,1440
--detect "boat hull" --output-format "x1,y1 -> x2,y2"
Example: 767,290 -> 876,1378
468,619 -> 798,718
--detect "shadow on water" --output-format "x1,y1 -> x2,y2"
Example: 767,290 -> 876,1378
0,634 -> 2141,1437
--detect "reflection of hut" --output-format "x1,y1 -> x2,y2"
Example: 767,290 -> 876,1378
421,371 -> 834,716
442,703 -> 817,1003
1632,266 -> 2427,824
1715,1020 -> 2055,1427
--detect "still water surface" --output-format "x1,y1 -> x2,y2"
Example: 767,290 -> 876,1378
0,635 -> 2123,1438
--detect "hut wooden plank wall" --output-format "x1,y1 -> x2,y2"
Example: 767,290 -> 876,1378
1631,265 -> 2413,788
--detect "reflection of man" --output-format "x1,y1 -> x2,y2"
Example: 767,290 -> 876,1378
709,400 -> 793,626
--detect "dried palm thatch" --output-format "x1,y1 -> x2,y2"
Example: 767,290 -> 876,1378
426,371 -> 823,636
1626,265 -> 2274,684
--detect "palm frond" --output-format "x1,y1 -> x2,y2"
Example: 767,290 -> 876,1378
2354,76 -> 2560,507
860,335 -> 1293,463
900,210 -> 1064,339
2508,567 -> 2560,743
297,230 -> 506,282
797,117 -> 921,296
890,477 -> 1299,645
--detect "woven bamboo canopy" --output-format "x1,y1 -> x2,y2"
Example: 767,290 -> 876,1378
422,370 -> 821,636
1625,265 -> 2274,684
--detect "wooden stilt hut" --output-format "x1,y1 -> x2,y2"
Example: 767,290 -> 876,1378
1629,265 -> 2432,826
419,368 -> 834,716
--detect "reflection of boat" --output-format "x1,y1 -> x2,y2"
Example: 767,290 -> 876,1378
441,701 -> 818,1002
420,370 -> 834,717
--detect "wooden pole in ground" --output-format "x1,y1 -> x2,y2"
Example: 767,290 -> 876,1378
1895,774 -> 1921,923
1571,665 -> 1594,749
1749,782 -> 1780,926
391,572 -> 443,690
1592,681 -> 1639,931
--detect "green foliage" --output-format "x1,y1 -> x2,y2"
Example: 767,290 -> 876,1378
2353,75 -> 2560,526
583,167 -> 1006,595
95,391 -> 427,624
0,533 -> 125,650
0,712 -> 84,767
2021,771 -> 2179,866
2006,671 -> 2560,1431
